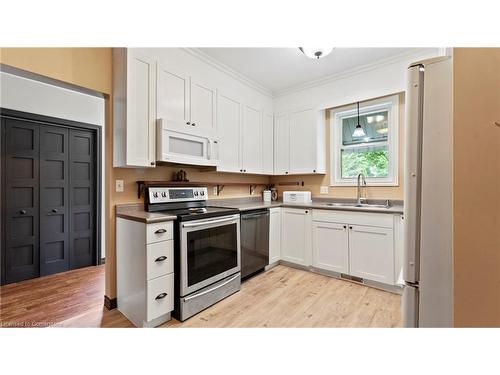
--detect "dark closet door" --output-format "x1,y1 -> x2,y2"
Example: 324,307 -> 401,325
39,125 -> 70,276
69,129 -> 95,269
3,119 -> 40,283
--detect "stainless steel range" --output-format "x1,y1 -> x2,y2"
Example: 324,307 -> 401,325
145,186 -> 241,321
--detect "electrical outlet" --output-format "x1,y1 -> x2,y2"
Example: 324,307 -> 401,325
115,179 -> 124,192
213,186 -> 218,196
320,186 -> 329,194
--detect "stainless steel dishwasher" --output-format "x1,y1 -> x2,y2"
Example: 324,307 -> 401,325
240,209 -> 269,280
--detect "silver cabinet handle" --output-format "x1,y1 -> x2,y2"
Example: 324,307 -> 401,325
155,229 -> 167,234
155,256 -> 167,262
183,274 -> 240,302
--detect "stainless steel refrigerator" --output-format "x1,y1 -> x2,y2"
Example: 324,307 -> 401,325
402,55 -> 454,327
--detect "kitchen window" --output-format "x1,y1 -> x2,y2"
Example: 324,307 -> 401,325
330,95 -> 399,186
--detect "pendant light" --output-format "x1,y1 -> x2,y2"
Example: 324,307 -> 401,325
352,102 -> 366,137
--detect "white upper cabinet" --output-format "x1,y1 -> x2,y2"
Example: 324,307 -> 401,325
190,77 -> 216,134
216,92 -> 241,173
274,108 -> 325,175
274,113 -> 290,175
156,64 -> 190,129
262,113 -> 274,175
157,66 -> 216,137
113,48 -> 156,168
241,104 -> 262,174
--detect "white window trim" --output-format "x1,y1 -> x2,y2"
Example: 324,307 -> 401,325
330,95 -> 399,187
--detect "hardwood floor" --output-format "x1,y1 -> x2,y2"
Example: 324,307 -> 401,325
0,265 -> 105,327
0,265 -> 402,328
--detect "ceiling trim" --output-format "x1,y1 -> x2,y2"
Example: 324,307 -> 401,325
182,48 -> 273,98
273,48 -> 442,97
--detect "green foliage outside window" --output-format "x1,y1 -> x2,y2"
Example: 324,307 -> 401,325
341,149 -> 389,178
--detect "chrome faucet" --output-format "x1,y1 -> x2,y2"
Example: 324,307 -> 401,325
357,173 -> 367,205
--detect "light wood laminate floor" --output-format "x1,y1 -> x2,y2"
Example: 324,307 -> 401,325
1,265 -> 402,328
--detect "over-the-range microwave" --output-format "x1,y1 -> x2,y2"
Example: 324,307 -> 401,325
156,119 -> 219,167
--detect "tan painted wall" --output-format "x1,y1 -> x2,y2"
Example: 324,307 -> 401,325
270,93 -> 405,200
453,48 -> 500,327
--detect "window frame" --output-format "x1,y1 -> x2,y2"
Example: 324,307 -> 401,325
330,95 -> 399,186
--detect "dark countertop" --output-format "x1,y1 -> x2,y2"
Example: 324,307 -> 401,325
210,197 -> 404,215
116,197 -> 404,224
115,204 -> 177,224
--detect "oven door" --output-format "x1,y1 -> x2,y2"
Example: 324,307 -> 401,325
180,214 -> 240,296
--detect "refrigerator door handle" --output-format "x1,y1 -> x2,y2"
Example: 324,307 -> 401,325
403,64 -> 424,284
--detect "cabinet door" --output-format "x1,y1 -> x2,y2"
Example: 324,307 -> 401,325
39,125 -> 70,276
126,52 -> 156,167
216,93 -> 241,173
157,64 -> 190,130
289,109 -> 316,174
262,112 -> 274,174
274,113 -> 289,175
349,225 -> 394,284
269,208 -> 281,264
190,78 -> 216,134
241,105 -> 262,173
312,221 -> 349,274
281,208 -> 311,266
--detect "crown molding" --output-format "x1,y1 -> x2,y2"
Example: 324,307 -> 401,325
182,48 -> 273,98
273,48 -> 443,98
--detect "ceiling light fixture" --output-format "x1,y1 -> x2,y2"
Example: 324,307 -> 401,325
299,47 -> 333,60
352,102 -> 366,137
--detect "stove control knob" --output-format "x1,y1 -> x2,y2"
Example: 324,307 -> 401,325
200,190 -> 205,196
194,191 -> 199,196
161,192 -> 167,197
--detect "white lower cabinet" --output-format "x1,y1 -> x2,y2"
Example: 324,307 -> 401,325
348,225 -> 394,284
309,209 -> 398,286
117,218 -> 175,327
281,208 -> 311,266
312,221 -> 349,274
269,208 -> 281,264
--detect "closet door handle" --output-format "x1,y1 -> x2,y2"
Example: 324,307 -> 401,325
155,293 -> 168,300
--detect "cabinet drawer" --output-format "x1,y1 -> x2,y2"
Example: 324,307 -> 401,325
146,221 -> 173,244
147,273 -> 174,321
147,240 -> 174,280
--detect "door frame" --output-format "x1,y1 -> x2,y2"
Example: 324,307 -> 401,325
0,108 -> 102,285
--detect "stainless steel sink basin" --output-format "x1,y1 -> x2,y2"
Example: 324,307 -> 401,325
324,202 -> 390,209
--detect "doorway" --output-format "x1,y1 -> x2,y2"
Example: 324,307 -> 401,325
1,109 -> 102,285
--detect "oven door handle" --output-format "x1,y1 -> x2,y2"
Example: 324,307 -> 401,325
183,274 -> 240,302
181,215 -> 239,228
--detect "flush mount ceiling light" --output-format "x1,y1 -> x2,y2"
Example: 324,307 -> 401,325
352,102 -> 367,137
299,47 -> 334,59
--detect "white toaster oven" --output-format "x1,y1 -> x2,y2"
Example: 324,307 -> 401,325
282,191 -> 312,203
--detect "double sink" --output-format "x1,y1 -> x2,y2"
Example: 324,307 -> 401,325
322,200 -> 391,209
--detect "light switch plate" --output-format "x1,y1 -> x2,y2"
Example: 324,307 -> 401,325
115,179 -> 124,192
320,186 -> 329,194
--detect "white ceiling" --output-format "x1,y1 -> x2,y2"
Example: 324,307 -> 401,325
198,48 -> 418,95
